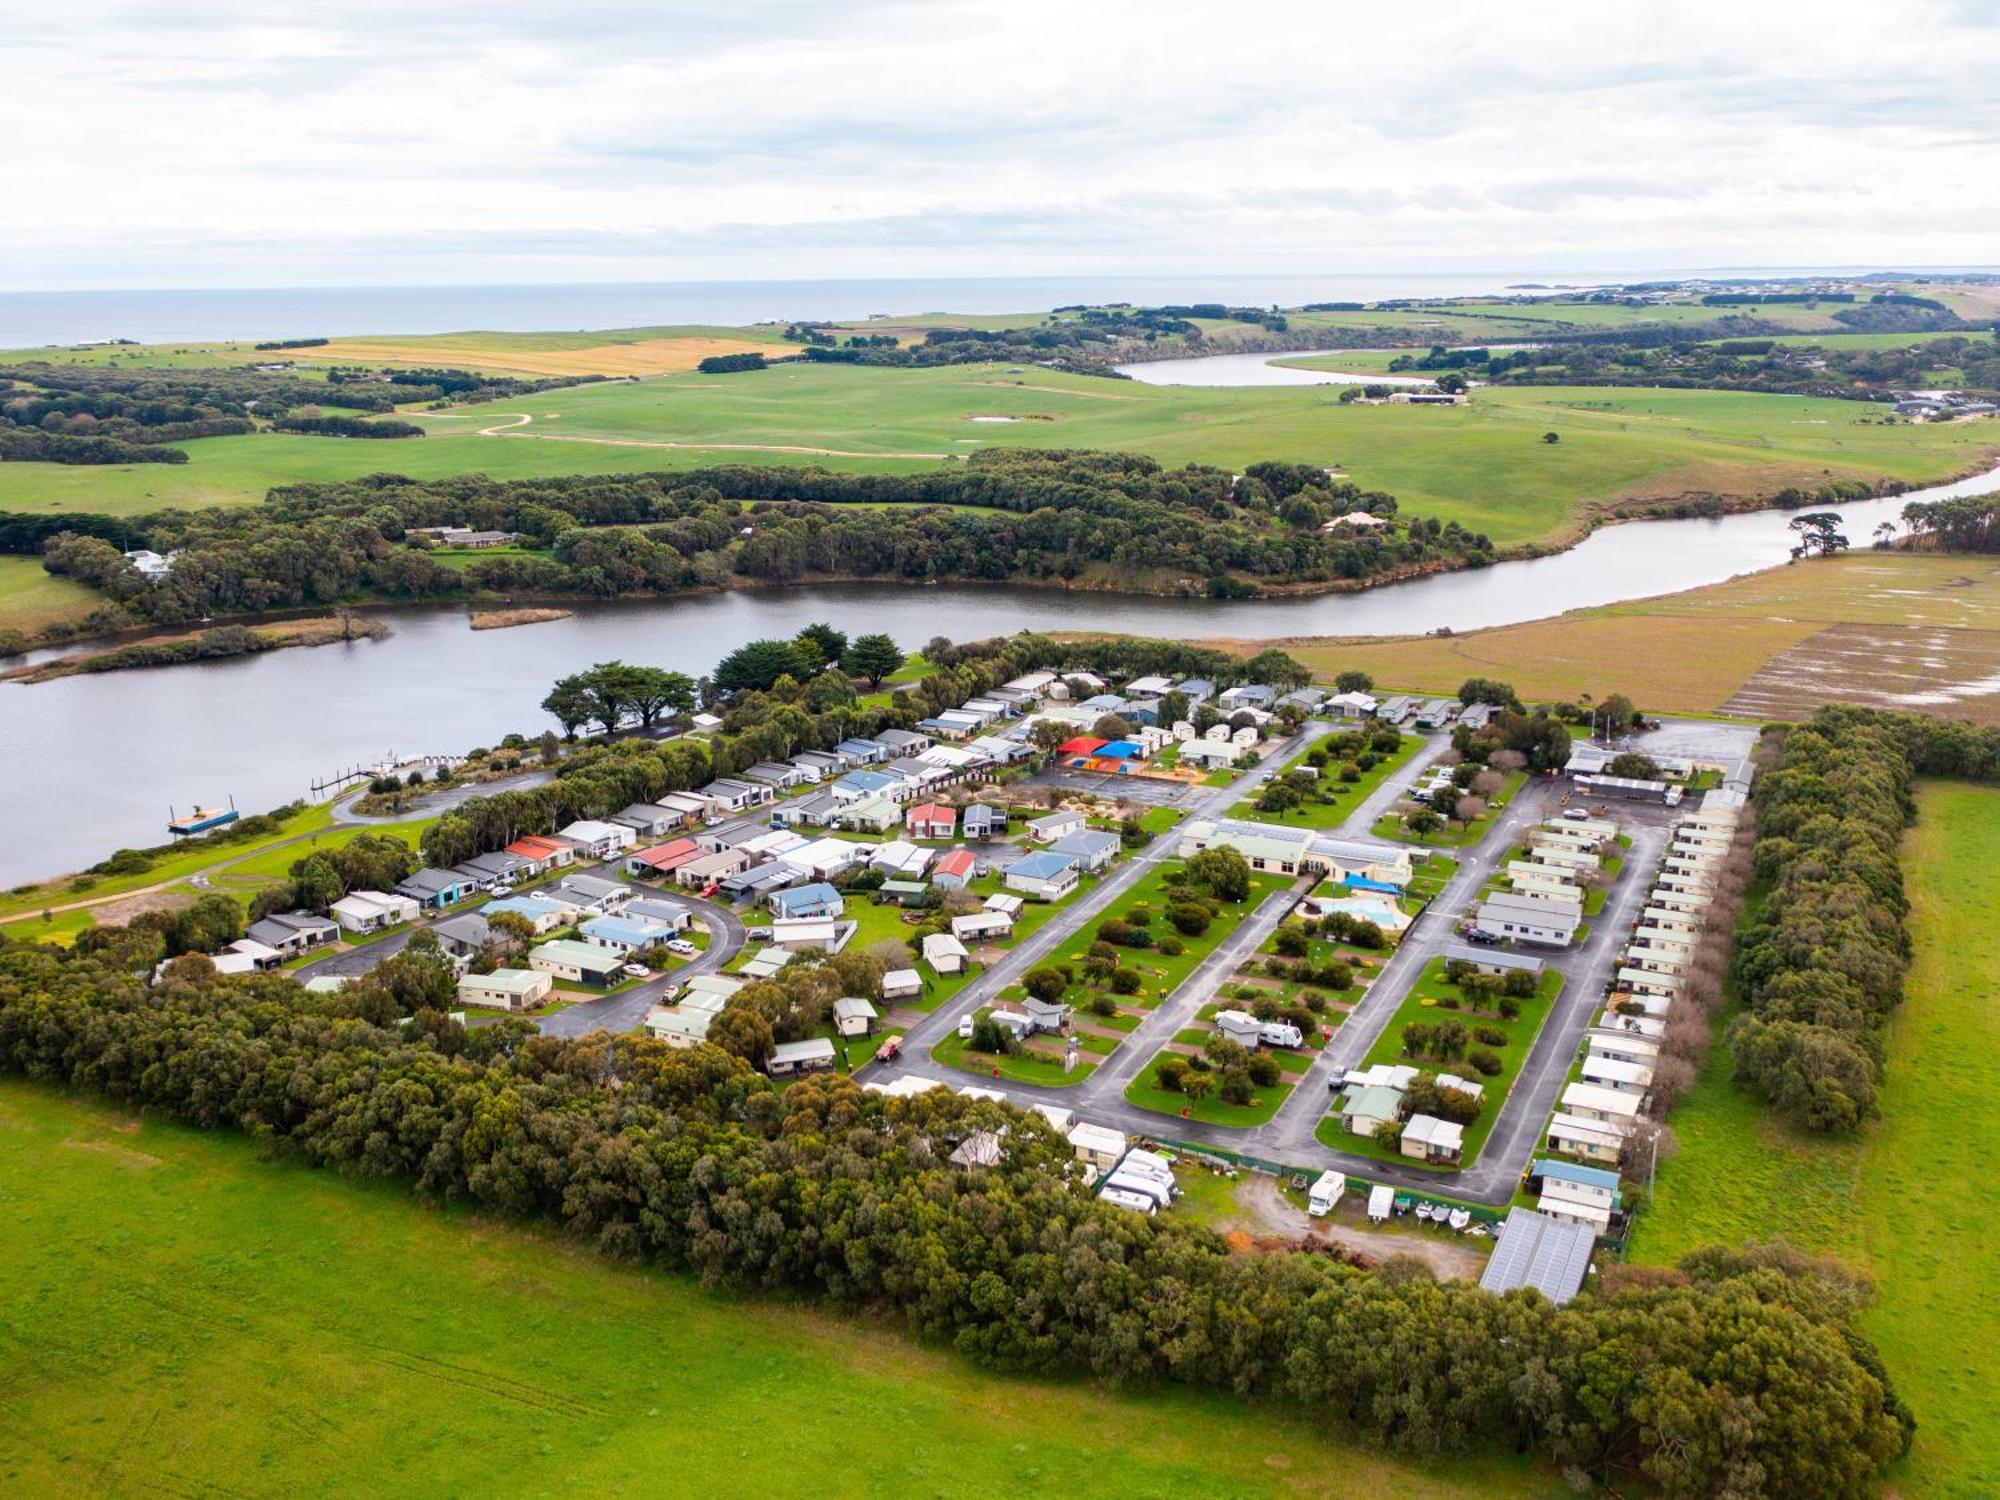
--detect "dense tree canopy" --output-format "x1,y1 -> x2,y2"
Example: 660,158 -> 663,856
0,938 -> 1915,1499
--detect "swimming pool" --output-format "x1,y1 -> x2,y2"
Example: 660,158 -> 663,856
1315,894 -> 1410,932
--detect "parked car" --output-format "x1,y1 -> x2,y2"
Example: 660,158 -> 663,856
665,938 -> 697,956
874,1036 -> 902,1063
748,926 -> 772,941
622,963 -> 650,978
957,1015 -> 975,1039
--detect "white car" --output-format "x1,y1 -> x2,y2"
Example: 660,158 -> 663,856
622,963 -> 650,978
957,1015 -> 975,1039
665,938 -> 697,956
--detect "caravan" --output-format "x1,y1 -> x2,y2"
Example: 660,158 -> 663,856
1308,1171 -> 1347,1216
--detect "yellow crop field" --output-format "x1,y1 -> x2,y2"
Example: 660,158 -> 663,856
298,333 -> 802,378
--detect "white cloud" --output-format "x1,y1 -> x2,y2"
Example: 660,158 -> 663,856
2,0 -> 1997,286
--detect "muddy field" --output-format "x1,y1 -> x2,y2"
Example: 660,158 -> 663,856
1723,621 -> 2000,724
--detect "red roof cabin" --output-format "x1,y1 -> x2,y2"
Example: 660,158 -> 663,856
906,803 -> 957,840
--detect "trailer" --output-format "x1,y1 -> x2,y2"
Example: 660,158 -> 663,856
1308,1170 -> 1347,1216
1104,1170 -> 1174,1209
1099,1187 -> 1158,1215
1367,1183 -> 1394,1223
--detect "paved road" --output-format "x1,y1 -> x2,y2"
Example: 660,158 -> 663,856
537,888 -> 747,1039
867,736 -> 1692,1206
292,851 -> 750,1035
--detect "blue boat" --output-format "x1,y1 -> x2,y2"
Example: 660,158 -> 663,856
168,802 -> 239,837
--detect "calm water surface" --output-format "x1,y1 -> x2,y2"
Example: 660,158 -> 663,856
5,460 -> 1997,885
1115,350 -> 1432,386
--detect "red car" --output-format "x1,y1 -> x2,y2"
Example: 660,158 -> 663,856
874,1037 -> 903,1063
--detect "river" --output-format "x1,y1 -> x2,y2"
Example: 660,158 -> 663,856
1115,350 -> 1434,387
6,461 -> 1996,887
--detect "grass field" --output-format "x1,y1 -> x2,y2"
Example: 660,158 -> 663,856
1272,551 -> 2000,722
1233,732 -> 1424,830
1630,781 -> 2000,1498
1,363 -> 1987,546
0,801 -> 341,921
0,555 -> 104,636
0,1080 -> 1561,1500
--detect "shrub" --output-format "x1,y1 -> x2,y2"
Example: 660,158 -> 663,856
1156,936 -> 1185,957
1474,1025 -> 1507,1047
1153,1054 -> 1190,1092
1247,1053 -> 1282,1087
1273,927 -> 1309,957
1087,994 -> 1119,1017
1108,968 -> 1142,995
1166,901 -> 1214,936
1497,996 -> 1521,1020
1467,1047 -> 1503,1077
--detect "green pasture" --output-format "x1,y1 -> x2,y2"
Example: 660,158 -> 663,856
2,364 -> 1989,548
1631,782 -> 2000,1498
0,1080 -> 1559,1500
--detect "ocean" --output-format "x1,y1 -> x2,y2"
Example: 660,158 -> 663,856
0,268 -> 1905,348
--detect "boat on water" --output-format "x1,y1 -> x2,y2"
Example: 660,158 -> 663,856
167,802 -> 238,837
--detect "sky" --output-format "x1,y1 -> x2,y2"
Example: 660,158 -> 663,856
4,0 -> 1999,289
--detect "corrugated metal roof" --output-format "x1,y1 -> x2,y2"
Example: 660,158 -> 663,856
1479,1208 -> 1596,1304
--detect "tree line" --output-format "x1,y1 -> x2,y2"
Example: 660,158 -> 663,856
1391,330 -> 2000,402
20,448 -> 1492,639
0,361 -> 595,465
1732,704 -> 2000,1131
0,939 -> 1915,1498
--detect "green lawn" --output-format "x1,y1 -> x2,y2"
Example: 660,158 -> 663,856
1631,781 -> 2000,1498
0,801 -> 343,920
1233,732 -> 1423,830
931,1023 -> 1097,1087
1373,771 -> 1528,848
0,555 -> 105,638
0,1079 -> 1560,1500
1124,1074 -> 1296,1128
1331,960 -> 1564,1169
206,816 -> 435,889
1,365 -> 1987,547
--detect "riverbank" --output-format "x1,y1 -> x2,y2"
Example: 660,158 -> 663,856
469,606 -> 574,630
2,614 -> 389,684
1207,549 -> 2000,724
